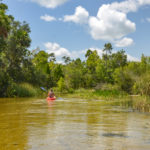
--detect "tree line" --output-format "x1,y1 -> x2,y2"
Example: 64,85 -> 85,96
0,1 -> 150,97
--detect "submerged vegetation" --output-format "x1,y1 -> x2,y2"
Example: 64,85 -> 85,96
0,1 -> 150,111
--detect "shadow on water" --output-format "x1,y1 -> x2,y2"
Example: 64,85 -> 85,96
102,133 -> 129,138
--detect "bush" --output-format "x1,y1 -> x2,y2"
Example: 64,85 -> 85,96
57,77 -> 66,92
0,71 -> 12,97
7,82 -> 43,97
134,72 -> 150,96
113,68 -> 134,93
94,83 -> 119,91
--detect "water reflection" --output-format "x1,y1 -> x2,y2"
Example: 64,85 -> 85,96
0,98 -> 150,150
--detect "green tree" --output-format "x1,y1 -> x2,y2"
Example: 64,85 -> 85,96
32,51 -> 49,74
86,50 -> 99,73
0,1 -> 12,68
49,53 -> 56,62
6,21 -> 31,82
85,49 -> 93,58
111,50 -> 127,69
113,68 -> 134,93
140,54 -> 150,73
62,56 -> 71,64
96,59 -> 107,83
57,77 -> 66,92
64,58 -> 85,89
0,1 -> 12,41
102,43 -> 113,82
85,50 -> 100,87
103,43 -> 112,58
134,71 -> 150,96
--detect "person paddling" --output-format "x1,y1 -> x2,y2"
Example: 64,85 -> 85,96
48,88 -> 55,98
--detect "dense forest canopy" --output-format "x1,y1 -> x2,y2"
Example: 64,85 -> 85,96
0,0 -> 150,97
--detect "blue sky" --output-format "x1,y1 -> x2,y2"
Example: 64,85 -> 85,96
4,0 -> 150,61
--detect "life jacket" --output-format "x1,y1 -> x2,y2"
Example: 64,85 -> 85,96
49,92 -> 54,98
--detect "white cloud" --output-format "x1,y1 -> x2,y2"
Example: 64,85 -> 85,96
127,54 -> 140,61
44,42 -> 139,62
30,0 -> 69,8
40,14 -> 56,22
146,18 -> 150,22
115,37 -> 134,47
89,4 -> 136,41
110,0 -> 138,13
88,0 -> 150,42
44,42 -> 71,57
64,6 -> 89,24
62,0 -> 150,47
44,42 -> 86,61
138,0 -> 150,5
76,47 -> 139,62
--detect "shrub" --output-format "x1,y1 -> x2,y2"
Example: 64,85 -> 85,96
113,68 -> 134,93
0,71 -> 12,97
134,72 -> 150,96
7,82 -> 42,97
57,77 -> 66,92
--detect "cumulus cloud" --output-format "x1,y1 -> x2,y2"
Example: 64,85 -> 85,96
40,14 -> 56,22
30,0 -> 69,8
44,42 -> 139,62
127,54 -> 140,61
64,6 -> 89,24
88,0 -> 150,42
79,47 -> 139,62
44,42 -> 71,57
62,0 -> 150,47
44,42 -> 86,60
110,0 -> 138,13
89,4 -> 136,41
115,37 -> 134,47
138,0 -> 150,5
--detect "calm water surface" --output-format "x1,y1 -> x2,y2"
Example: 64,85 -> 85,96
0,98 -> 150,150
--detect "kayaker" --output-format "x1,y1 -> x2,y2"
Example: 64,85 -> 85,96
48,88 -> 55,98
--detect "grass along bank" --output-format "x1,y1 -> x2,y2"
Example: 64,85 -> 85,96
7,83 -> 46,98
56,88 -> 150,112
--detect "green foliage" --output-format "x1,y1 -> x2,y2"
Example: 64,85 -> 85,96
57,77 -> 66,92
0,2 -> 12,40
111,50 -> 127,68
64,58 -> 85,89
103,43 -> 112,54
62,56 -> 71,64
0,71 -> 12,97
93,89 -> 121,97
113,68 -> 134,93
1,1 -> 150,100
7,83 -> 42,97
85,49 -> 93,58
5,21 -> 31,82
86,50 -> 99,73
140,54 -> 150,72
32,51 -> 49,74
134,72 -> 150,96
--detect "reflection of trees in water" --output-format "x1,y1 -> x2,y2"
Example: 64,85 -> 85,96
85,101 -> 104,145
0,98 -> 58,150
0,98 -> 29,150
85,101 -> 129,149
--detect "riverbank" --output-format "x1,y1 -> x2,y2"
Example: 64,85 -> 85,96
57,89 -> 150,112
6,83 -> 46,98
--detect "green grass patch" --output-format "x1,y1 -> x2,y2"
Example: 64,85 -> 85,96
7,82 -> 45,97
60,88 -> 150,112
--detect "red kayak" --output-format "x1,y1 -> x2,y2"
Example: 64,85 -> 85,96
47,97 -> 56,101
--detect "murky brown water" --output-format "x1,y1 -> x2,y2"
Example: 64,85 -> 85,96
0,98 -> 150,150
